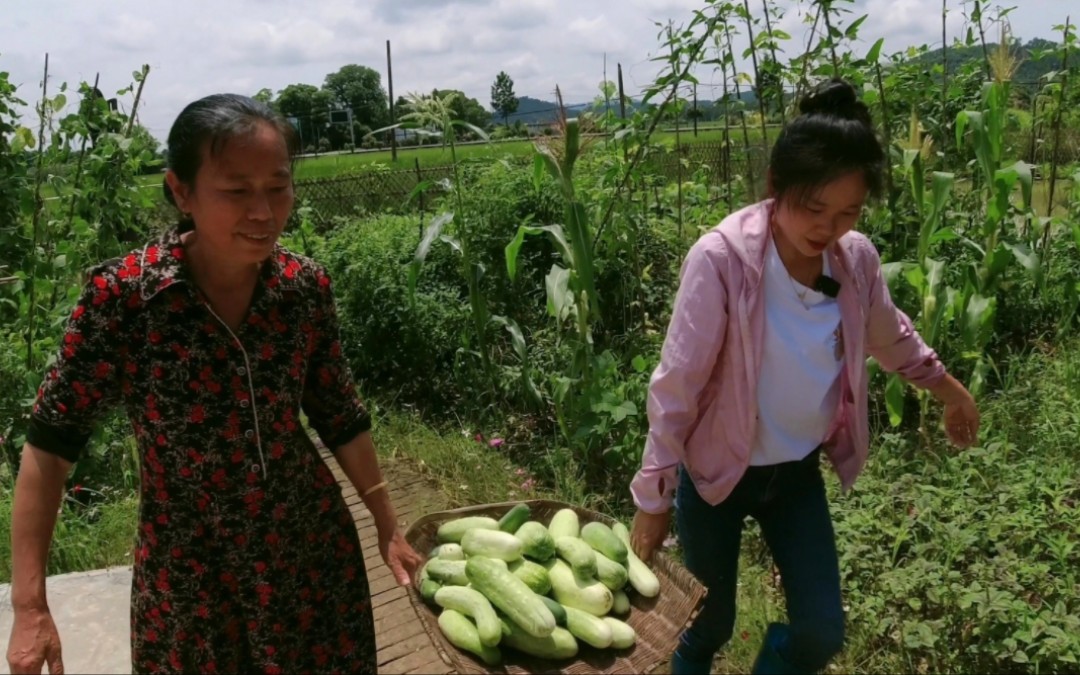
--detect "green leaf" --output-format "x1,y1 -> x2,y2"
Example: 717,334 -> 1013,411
406,179 -> 435,205
885,373 -> 905,427
52,255 -> 68,269
1005,243 -> 1041,283
955,110 -> 973,150
881,262 -> 909,293
919,171 -> 955,260
929,229 -> 959,245
866,38 -> 885,64
407,212 -> 453,296
505,226 -> 529,282
545,265 -> 573,322
904,264 -> 927,294
1009,160 -> 1033,210
367,122 -> 408,138
534,144 -> 563,184
537,224 -> 574,265
608,400 -> 638,424
532,153 -> 545,193
846,15 -> 868,39
631,355 -> 648,373
493,315 -> 528,362
438,234 -> 462,255
13,126 -> 35,152
505,224 -> 573,282
930,172 -> 955,216
963,293 -> 996,350
984,243 -> 1013,287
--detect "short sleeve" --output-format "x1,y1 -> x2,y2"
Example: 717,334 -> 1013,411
301,267 -> 371,451
27,264 -> 126,463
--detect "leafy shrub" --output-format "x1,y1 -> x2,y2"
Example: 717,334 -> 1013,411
315,214 -> 474,414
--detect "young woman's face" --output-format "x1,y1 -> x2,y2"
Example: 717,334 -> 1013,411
773,170 -> 867,259
166,121 -> 294,266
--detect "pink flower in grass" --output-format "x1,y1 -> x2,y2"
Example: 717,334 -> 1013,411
488,438 -> 504,448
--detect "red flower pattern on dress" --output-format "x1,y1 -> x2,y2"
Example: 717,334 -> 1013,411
27,225 -> 376,674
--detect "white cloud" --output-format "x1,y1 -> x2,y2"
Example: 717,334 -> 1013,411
100,14 -> 161,52
0,0 -> 1067,141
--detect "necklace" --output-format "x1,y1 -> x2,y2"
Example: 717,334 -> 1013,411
770,222 -> 820,311
787,273 -> 812,310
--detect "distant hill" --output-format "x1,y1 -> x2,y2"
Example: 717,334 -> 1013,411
502,93 -> 758,125
501,38 -> 1077,127
502,96 -> 620,125
914,38 -> 1078,91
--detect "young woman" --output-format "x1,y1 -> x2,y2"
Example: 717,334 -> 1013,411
7,94 -> 423,675
628,79 -> 980,674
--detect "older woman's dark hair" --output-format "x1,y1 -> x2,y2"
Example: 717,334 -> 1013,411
162,93 -> 299,209
768,78 -> 885,205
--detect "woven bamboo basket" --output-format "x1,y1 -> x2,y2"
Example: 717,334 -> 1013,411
404,499 -> 707,674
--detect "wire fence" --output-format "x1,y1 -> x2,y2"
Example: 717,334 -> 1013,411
285,123 -> 1079,228
286,139 -> 774,227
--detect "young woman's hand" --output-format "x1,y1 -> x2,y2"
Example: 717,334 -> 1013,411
379,528 -> 425,587
931,374 -> 980,448
630,508 -> 672,564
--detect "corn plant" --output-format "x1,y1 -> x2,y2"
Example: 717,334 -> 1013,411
881,111 -> 957,434
505,97 -> 601,426
954,24 -> 1040,397
375,91 -> 495,376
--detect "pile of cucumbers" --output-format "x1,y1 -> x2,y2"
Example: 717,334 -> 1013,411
416,503 -> 661,665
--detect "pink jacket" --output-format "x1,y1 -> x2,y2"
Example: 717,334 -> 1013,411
630,200 -> 946,514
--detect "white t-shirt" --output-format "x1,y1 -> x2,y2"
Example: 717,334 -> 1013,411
749,238 -> 844,466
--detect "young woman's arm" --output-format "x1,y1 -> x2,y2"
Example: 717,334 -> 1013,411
7,444 -> 70,675
861,238 -> 979,446
630,236 -> 729,560
632,237 -> 729,514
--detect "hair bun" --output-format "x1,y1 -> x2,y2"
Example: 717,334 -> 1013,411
799,78 -> 870,124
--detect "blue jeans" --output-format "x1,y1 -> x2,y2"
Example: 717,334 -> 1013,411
671,449 -> 845,674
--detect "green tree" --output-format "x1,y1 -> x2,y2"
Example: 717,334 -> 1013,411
323,64 -> 389,129
432,89 -> 491,131
253,88 -> 275,108
490,71 -> 518,126
276,84 -> 333,149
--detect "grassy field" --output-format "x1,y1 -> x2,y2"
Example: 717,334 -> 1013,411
126,127 -> 773,186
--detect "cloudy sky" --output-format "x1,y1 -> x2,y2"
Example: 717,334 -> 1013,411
1,0 -> 1069,141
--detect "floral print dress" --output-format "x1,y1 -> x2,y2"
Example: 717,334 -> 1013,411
28,224 -> 377,674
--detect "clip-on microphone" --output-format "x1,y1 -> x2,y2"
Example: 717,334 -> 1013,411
813,275 -> 841,298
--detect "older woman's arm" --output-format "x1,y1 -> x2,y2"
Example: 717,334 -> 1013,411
7,443 -> 70,675
333,430 -> 424,586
